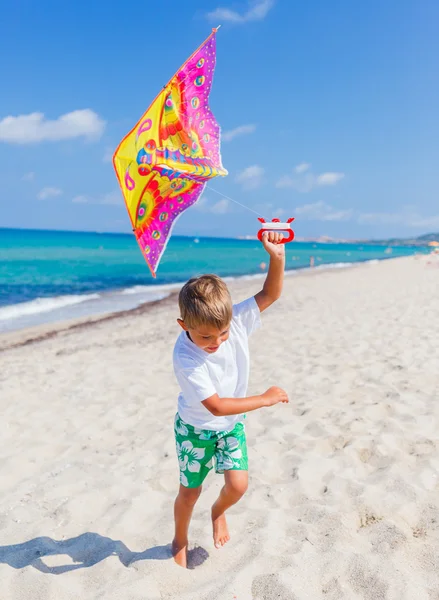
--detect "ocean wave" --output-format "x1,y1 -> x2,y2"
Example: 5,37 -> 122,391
121,283 -> 182,295
121,285 -> 154,295
0,293 -> 100,321
315,261 -> 354,270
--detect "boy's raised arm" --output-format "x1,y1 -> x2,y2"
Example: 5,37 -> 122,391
254,232 -> 286,313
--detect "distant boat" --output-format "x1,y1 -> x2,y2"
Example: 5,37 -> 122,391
385,247 -> 393,254
194,238 -> 200,244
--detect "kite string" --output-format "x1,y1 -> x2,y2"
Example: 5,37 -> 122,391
206,185 -> 263,217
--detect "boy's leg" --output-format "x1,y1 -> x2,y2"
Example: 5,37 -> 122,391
211,422 -> 249,548
211,470 -> 249,548
172,484 -> 202,568
173,414 -> 216,567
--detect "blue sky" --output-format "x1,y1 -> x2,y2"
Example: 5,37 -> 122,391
0,0 -> 438,239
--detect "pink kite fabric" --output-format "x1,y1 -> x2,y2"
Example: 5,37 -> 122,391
113,30 -> 227,277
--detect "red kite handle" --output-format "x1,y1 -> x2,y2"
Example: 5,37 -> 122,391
257,218 -> 295,244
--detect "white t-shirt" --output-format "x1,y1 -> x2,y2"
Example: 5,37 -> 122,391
173,296 -> 261,431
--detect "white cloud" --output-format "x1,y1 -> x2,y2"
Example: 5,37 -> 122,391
322,208 -> 353,222
295,201 -> 353,222
276,175 -> 295,189
72,191 -> 122,206
276,164 -> 345,192
295,162 -> 310,174
316,172 -> 345,186
235,165 -> 265,190
211,199 -> 230,214
409,215 -> 439,228
37,187 -> 63,200
222,124 -> 256,142
358,210 -> 439,229
0,109 -> 106,144
207,0 -> 274,24
22,171 -> 35,182
276,173 -> 315,193
274,207 -> 286,218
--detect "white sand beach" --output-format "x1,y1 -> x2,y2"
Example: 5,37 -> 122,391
1,256 -> 438,600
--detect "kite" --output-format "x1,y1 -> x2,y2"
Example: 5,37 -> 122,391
113,28 -> 296,277
113,28 -> 228,277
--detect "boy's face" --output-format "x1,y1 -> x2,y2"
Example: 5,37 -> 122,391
178,320 -> 231,354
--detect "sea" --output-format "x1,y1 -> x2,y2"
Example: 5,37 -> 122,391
0,228 -> 428,334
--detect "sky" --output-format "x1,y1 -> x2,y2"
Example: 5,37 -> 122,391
0,0 -> 438,240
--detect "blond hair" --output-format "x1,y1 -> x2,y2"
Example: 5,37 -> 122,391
179,274 -> 232,329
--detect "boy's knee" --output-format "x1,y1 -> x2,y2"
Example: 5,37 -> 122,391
179,485 -> 202,506
226,478 -> 248,498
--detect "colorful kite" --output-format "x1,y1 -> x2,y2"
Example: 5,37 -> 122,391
113,28 -> 227,277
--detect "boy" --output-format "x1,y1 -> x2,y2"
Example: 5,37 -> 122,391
172,232 -> 288,568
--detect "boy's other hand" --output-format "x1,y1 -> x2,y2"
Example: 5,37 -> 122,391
262,386 -> 289,407
262,232 -> 286,260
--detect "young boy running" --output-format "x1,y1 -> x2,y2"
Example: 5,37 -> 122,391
172,232 -> 288,568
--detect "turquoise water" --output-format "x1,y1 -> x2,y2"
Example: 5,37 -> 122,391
0,228 -> 427,332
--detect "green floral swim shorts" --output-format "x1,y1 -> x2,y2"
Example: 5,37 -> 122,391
174,413 -> 248,488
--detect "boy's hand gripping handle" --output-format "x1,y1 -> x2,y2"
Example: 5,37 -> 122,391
257,218 -> 295,244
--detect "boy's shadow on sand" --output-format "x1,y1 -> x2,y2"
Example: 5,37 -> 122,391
0,532 -> 209,574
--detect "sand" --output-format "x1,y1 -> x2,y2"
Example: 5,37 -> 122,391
1,256 -> 438,600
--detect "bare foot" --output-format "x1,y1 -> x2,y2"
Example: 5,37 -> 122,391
172,539 -> 188,568
211,510 -> 230,548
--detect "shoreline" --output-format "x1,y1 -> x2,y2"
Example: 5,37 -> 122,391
0,292 -> 179,353
0,257 -> 391,353
2,232 -> 429,336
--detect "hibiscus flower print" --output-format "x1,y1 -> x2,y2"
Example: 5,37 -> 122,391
193,427 -> 213,441
174,415 -> 189,437
177,440 -> 205,473
180,472 -> 189,487
216,436 -> 242,470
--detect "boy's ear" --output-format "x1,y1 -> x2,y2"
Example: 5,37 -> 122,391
177,318 -> 188,331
